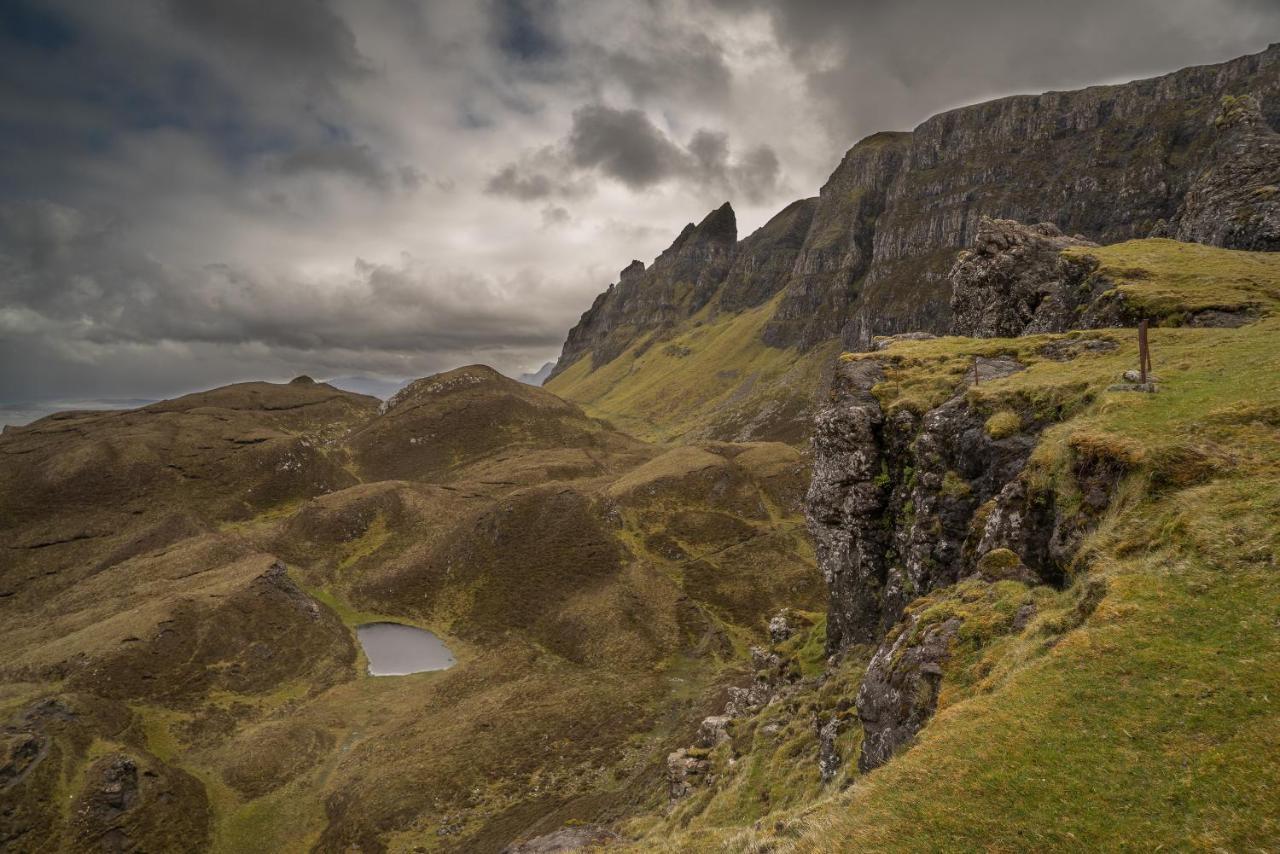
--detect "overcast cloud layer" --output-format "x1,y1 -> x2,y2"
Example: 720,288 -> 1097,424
1,0 -> 1277,413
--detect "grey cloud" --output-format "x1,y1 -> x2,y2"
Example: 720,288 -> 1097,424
567,105 -> 689,189
594,30 -> 732,108
0,200 -> 583,401
487,164 -> 559,200
685,130 -> 781,203
0,202 -> 566,351
275,142 -> 421,192
165,0 -> 369,83
541,205 -> 571,227
712,0 -> 1280,141
490,105 -> 785,201
485,144 -> 595,200
730,145 -> 781,204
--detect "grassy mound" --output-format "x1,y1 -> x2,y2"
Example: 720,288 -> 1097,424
1066,237 -> 1280,322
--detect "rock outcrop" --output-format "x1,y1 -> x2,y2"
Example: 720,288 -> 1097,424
1174,95 -> 1280,251
807,333 -> 1152,776
808,354 -> 1047,651
948,218 -> 1100,337
552,44 -> 1280,382
549,203 -> 737,379
856,612 -> 960,772
854,576 -> 1044,772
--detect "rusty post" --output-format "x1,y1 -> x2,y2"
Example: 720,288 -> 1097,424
1138,320 -> 1149,385
973,356 -> 979,386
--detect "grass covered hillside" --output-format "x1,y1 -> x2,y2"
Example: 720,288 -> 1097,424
0,366 -> 823,852
2,238 -> 1277,853
546,293 -> 840,445
611,238 -> 1280,851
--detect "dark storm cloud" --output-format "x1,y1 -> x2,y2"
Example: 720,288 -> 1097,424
165,0 -> 369,83
489,105 -> 784,201
567,105 -> 689,189
710,0 -> 1280,141
2,0 -> 1276,408
0,197 -> 579,404
492,0 -> 562,63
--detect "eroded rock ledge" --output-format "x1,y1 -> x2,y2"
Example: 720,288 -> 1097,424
808,339 -> 1130,771
808,354 -> 1056,653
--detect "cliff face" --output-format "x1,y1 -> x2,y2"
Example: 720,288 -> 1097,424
808,353 -> 1061,650
551,44 -> 1280,384
805,236 -> 1280,778
832,43 -> 1280,348
762,133 -> 911,349
1174,94 -> 1280,250
549,202 -> 737,380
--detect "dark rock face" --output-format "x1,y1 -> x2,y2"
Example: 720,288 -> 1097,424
548,203 -> 737,379
834,43 -> 1280,349
815,712 -> 845,783
1175,95 -> 1280,251
807,359 -> 889,650
856,614 -> 960,772
552,44 -> 1280,380
764,134 -> 911,350
69,752 -> 210,853
854,575 -> 1045,772
808,355 -> 1136,778
949,218 -> 1101,337
718,197 -> 819,314
808,356 -> 1043,651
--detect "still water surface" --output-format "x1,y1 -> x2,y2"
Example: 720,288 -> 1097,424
356,622 -> 455,676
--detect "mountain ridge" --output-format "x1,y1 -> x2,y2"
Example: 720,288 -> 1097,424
550,43 -> 1280,389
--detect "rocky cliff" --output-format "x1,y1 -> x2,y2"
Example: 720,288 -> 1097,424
808,350 -> 1066,651
803,235 -> 1280,781
550,202 -> 737,379
551,44 -> 1279,386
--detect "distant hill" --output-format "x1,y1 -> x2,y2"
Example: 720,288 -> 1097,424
517,361 -> 555,386
0,398 -> 157,429
0,365 -> 816,852
324,374 -> 412,399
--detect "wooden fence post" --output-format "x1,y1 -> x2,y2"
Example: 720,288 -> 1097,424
973,356 -> 979,386
1138,320 -> 1150,385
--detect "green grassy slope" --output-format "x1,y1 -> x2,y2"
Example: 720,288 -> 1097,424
619,239 -> 1280,852
546,294 -> 838,445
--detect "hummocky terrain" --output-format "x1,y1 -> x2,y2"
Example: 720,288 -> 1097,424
0,369 -> 820,852
3,46 -> 1280,853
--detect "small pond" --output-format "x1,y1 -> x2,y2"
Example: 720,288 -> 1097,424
356,622 -> 455,676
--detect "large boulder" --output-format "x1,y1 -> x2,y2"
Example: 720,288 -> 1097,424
949,217 -> 1100,338
857,612 -> 961,772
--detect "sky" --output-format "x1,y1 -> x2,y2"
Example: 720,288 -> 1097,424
1,0 -> 1277,413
